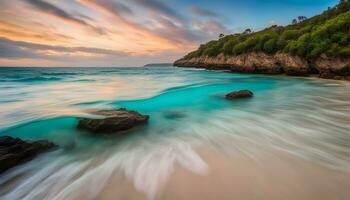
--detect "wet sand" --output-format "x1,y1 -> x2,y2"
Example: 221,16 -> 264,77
98,148 -> 350,200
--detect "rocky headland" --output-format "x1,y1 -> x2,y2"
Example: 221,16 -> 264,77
174,52 -> 350,79
174,1 -> 350,80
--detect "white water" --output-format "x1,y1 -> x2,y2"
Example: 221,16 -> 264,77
1,67 -> 350,199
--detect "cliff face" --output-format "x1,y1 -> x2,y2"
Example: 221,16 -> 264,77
174,52 -> 350,79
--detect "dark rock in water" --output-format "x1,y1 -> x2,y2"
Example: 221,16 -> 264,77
163,110 -> 186,119
0,136 -> 57,173
225,90 -> 254,99
77,108 -> 149,134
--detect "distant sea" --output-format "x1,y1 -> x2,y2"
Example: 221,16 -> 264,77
1,65 -> 350,200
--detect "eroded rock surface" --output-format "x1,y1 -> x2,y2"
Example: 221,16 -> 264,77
174,52 -> 350,78
77,108 -> 149,134
0,136 -> 57,173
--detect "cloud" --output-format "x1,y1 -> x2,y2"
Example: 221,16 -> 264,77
0,37 -> 129,59
25,0 -> 107,35
0,37 -> 188,67
79,0 -> 196,45
192,20 -> 229,39
82,0 -> 222,44
78,0 -> 149,36
189,6 -> 220,18
79,0 -> 135,18
124,1 -> 230,43
148,16 -> 199,44
90,0 -> 133,16
0,20 -> 74,42
0,0 -> 233,66
130,0 -> 185,23
0,39 -> 38,59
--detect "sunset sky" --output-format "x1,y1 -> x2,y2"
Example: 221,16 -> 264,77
0,0 -> 338,67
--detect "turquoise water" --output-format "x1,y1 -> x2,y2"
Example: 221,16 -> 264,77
0,66 -> 350,199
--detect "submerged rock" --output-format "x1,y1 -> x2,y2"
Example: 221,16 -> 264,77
225,90 -> 254,99
77,108 -> 149,134
0,136 -> 57,173
163,110 -> 187,119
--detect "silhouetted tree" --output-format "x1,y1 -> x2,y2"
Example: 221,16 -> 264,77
219,33 -> 225,38
297,16 -> 307,22
243,28 -> 252,35
292,19 -> 298,24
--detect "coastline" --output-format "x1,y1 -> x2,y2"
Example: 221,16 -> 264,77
174,52 -> 350,80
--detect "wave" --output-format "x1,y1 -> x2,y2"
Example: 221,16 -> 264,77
1,67 -> 350,200
41,72 -> 81,76
19,76 -> 62,82
71,79 -> 95,82
0,76 -> 62,82
73,100 -> 111,106
0,130 -> 209,200
3,88 -> 350,199
159,83 -> 206,93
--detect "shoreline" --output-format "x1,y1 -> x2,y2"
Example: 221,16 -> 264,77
174,52 -> 350,80
96,147 -> 350,200
174,65 -> 350,81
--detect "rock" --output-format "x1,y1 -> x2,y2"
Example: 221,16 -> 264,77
314,54 -> 350,78
225,90 -> 254,99
77,108 -> 149,134
173,52 -> 350,79
174,53 -> 291,74
275,53 -> 310,75
163,110 -> 186,119
0,136 -> 57,173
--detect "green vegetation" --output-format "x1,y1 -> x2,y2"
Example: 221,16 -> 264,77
184,0 -> 350,59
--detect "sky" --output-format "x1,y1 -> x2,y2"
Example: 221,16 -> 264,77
0,0 -> 339,67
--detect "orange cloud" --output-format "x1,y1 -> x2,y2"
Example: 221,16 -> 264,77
0,20 -> 73,45
0,0 -> 226,67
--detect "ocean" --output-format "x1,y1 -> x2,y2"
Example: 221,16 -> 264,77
0,66 -> 350,200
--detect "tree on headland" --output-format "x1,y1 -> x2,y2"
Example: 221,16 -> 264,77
338,0 -> 350,12
292,16 -> 307,24
243,28 -> 252,35
219,33 -> 225,38
298,16 -> 307,22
